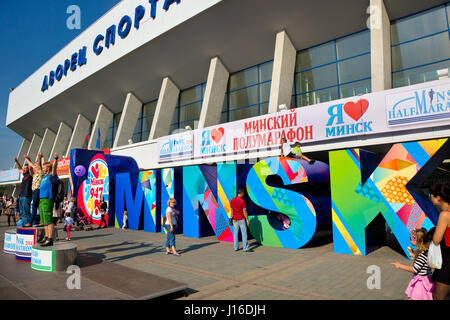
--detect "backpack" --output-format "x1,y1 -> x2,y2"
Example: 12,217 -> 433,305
52,177 -> 65,203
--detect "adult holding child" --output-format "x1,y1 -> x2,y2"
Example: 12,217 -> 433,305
428,183 -> 450,300
38,152 -> 60,247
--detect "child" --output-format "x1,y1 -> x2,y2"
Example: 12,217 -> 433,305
64,212 -> 74,241
391,228 -> 434,300
122,210 -> 128,230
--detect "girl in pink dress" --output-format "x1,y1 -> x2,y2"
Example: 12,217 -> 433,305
391,228 -> 434,300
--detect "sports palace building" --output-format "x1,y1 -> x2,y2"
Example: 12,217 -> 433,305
2,0 -> 450,202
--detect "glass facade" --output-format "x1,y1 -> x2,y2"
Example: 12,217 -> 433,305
103,113 -> 121,149
391,3 -> 450,88
293,29 -> 371,108
221,60 -> 273,123
170,83 -> 206,134
107,4 -> 450,147
132,99 -> 157,143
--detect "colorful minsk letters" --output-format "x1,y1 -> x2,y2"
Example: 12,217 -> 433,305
69,138 -> 449,258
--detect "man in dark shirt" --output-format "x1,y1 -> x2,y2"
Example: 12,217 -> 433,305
14,157 -> 33,226
229,188 -> 252,252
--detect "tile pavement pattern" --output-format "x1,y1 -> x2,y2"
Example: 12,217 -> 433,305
0,214 -> 413,300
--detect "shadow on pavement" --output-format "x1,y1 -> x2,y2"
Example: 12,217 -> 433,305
178,241 -> 217,254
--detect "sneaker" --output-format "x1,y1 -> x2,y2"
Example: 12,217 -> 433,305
173,253 -> 181,256
243,249 -> 254,252
165,252 -> 171,255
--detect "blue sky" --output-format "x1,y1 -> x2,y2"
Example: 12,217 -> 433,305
0,0 -> 121,170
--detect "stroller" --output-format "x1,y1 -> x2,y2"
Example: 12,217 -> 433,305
76,209 -> 91,230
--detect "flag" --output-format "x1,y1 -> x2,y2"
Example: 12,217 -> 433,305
96,128 -> 101,149
83,133 -> 88,150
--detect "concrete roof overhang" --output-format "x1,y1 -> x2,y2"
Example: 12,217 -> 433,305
7,0 -> 448,140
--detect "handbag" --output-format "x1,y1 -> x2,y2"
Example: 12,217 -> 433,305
428,241 -> 442,270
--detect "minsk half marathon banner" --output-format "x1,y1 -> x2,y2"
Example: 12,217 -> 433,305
0,169 -> 20,183
158,131 -> 194,162
157,79 -> 450,162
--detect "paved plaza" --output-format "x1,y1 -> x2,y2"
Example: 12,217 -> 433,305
0,214 -> 414,300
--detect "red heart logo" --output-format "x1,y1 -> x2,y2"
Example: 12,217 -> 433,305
343,99 -> 369,122
211,127 -> 224,143
91,163 -> 99,179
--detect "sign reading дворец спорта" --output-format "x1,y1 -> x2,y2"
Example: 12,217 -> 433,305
41,0 -> 182,92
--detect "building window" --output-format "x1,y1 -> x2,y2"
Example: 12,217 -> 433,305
293,29 -> 371,108
132,99 -> 157,143
391,4 -> 450,88
221,60 -> 273,123
103,113 -> 121,149
170,83 -> 206,134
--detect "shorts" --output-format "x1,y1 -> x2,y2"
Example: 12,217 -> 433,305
39,198 -> 54,226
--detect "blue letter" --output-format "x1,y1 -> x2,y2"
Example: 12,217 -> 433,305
105,25 -> 116,48
163,0 -> 180,11
115,172 -> 144,230
149,0 -> 159,19
135,5 -> 145,29
78,46 -> 87,66
63,59 -> 71,76
70,52 -> 78,71
49,71 -> 55,86
55,65 -> 63,81
41,75 -> 49,92
93,34 -> 104,55
326,104 -> 344,126
118,15 -> 132,39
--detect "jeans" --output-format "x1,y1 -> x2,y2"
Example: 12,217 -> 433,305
233,219 -> 249,251
19,196 -> 32,225
30,189 -> 40,225
164,225 -> 176,248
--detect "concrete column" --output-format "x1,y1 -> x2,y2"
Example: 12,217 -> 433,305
198,57 -> 229,128
89,104 -> 113,150
26,134 -> 42,163
268,30 -> 297,114
12,185 -> 19,199
66,114 -> 91,156
113,93 -> 143,148
37,128 -> 56,161
370,0 -> 392,91
149,77 -> 180,140
50,122 -> 73,157
14,138 -> 31,168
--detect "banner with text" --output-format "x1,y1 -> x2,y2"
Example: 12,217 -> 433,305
157,79 -> 450,162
